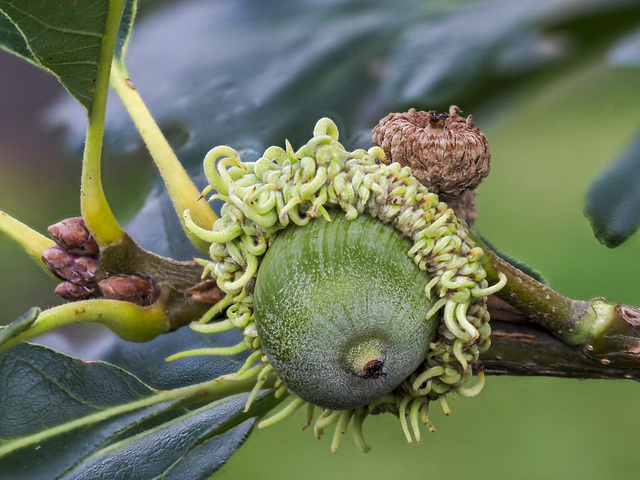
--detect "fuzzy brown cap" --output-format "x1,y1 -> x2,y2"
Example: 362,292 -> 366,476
372,106 -> 490,198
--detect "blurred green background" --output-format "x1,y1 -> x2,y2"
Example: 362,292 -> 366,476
2,0 -> 640,478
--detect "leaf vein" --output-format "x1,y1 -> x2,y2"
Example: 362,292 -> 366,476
5,5 -> 103,39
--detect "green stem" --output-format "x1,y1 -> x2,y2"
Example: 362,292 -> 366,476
0,298 -> 170,353
80,0 -> 126,246
110,65 -> 217,253
470,230 -> 612,346
0,211 -> 55,274
0,371 -> 278,458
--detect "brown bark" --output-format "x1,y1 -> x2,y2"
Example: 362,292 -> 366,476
481,297 -> 640,381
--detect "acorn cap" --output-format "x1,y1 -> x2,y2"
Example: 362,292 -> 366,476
372,106 -> 490,198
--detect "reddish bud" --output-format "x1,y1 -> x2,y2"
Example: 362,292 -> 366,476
187,279 -> 226,304
54,282 -> 95,301
98,275 -> 160,306
42,246 -> 99,285
48,217 -> 99,257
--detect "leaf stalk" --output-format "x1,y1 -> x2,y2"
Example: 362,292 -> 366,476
0,211 -> 55,274
80,0 -> 127,246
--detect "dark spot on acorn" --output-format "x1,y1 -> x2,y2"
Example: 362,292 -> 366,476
363,359 -> 387,379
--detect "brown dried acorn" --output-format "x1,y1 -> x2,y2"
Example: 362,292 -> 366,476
372,106 -> 490,224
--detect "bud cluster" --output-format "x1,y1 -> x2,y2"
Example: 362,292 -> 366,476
42,217 -> 99,301
42,217 -> 159,305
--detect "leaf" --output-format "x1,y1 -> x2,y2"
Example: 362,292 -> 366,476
124,166 -> 252,260
0,0 -> 108,112
0,9 -> 35,62
0,343 -> 272,479
381,1 -> 561,106
62,393 -> 278,480
0,343 -> 156,479
0,0 -> 136,113
115,0 -> 137,65
609,25 -> 640,68
0,307 -> 39,347
48,0 -> 639,169
585,132 -> 640,248
125,177 -> 207,260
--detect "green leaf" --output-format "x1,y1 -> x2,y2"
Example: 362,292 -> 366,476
0,0 -> 136,113
115,0 -> 136,66
0,9 -> 35,62
585,132 -> 640,248
0,0 -> 108,112
0,307 -> 39,347
0,343 -> 273,479
125,178 -> 208,260
63,393 -> 277,480
0,343 -> 156,479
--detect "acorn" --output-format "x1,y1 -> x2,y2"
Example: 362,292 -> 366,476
181,117 -> 506,450
372,106 -> 490,224
254,210 -> 438,410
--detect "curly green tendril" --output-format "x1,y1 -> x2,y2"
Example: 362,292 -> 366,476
180,118 -> 506,451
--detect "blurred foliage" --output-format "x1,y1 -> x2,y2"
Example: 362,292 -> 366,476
2,0 -> 640,478
586,132 -> 640,247
50,0 -> 640,164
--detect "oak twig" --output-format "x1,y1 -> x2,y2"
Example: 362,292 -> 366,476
480,281 -> 640,381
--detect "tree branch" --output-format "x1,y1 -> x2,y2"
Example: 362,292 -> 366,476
481,296 -> 640,381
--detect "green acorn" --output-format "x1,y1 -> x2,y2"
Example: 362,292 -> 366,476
255,210 -> 438,410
